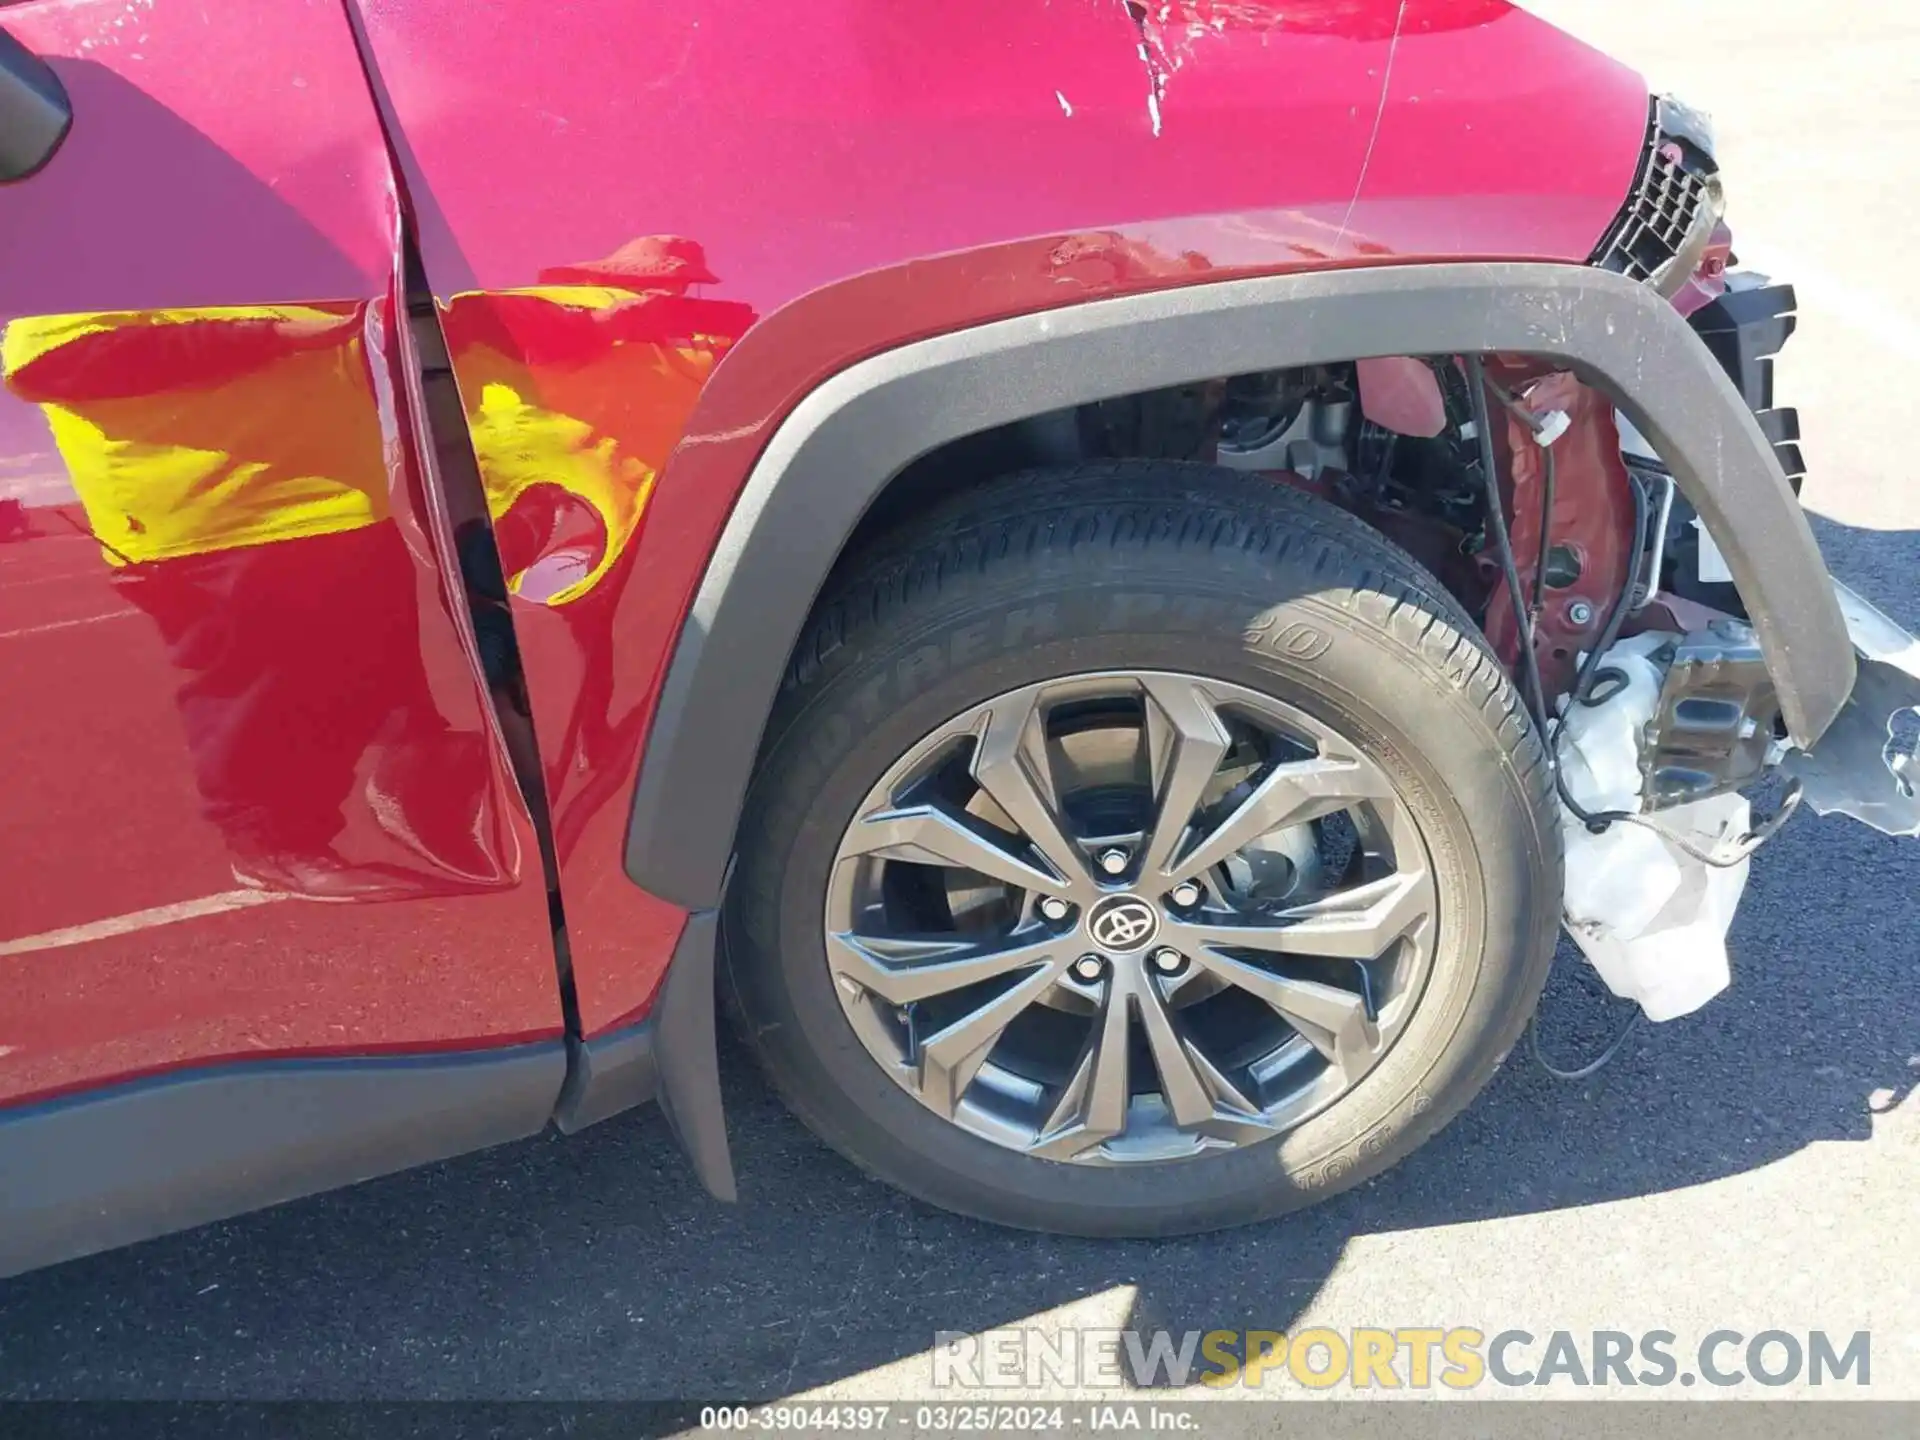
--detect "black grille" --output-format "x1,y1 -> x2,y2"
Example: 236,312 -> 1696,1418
1592,118 -> 1718,284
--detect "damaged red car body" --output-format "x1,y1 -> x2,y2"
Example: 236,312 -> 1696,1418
0,0 -> 1909,1271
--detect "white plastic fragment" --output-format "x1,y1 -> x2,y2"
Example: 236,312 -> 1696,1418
1532,408 -> 1572,447
1556,632 -> 1751,1022
1565,793 -> 1751,1023
1615,412 -> 1660,463
1692,515 -> 1734,584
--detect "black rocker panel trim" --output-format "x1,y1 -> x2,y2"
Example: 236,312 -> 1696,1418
0,1041 -> 564,1278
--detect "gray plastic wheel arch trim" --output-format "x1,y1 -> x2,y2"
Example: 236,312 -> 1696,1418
626,261 -> 1854,912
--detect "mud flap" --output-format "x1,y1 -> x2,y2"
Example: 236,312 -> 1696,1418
551,910 -> 736,1201
1782,582 -> 1920,835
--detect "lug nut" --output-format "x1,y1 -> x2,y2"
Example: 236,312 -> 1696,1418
1096,847 -> 1131,876
1038,896 -> 1072,922
1072,955 -> 1107,983
1170,881 -> 1203,908
1151,947 -> 1187,975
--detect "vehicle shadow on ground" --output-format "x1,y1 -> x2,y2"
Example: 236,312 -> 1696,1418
0,523 -> 1914,1401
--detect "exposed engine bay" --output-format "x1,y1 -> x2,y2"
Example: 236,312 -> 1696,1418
860,153 -> 1920,1043
1058,272 -> 1920,1029
1089,348 -> 1678,718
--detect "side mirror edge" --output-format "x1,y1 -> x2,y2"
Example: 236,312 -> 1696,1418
0,27 -> 72,183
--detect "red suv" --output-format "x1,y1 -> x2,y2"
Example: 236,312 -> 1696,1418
3,0 -> 1914,1273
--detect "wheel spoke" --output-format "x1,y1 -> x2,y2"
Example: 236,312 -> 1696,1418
1168,752 -> 1395,884
1165,868 -> 1433,962
970,689 -> 1087,889
1138,676 -> 1233,884
917,959 -> 1068,1116
841,803 -> 1068,896
1192,953 -> 1382,1084
1134,974 -> 1218,1129
827,930 -> 1063,1006
1185,1043 -> 1272,1128
1031,981 -> 1132,1159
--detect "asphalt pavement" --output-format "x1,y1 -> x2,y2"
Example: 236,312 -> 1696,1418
2,0 -> 1916,1406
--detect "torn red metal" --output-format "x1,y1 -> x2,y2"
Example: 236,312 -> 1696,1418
1482,366 -> 1638,700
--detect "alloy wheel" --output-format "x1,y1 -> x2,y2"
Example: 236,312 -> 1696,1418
823,671 -> 1437,1164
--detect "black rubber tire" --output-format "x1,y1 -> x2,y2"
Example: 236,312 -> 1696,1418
724,461 -> 1562,1237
